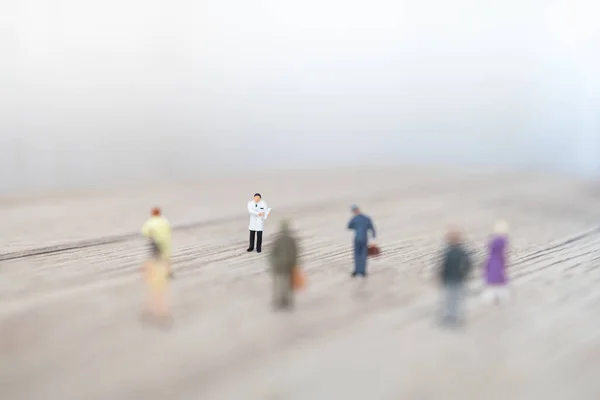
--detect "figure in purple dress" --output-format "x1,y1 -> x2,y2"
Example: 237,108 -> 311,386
482,220 -> 510,305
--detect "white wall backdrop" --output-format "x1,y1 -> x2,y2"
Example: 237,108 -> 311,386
1,0 -> 598,194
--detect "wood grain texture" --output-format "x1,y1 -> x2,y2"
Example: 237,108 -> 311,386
1,167 -> 599,400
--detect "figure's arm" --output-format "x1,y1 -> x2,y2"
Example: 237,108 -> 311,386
368,218 -> 376,239
347,217 -> 355,230
248,202 -> 260,216
264,207 -> 272,219
462,250 -> 473,278
438,252 -> 448,283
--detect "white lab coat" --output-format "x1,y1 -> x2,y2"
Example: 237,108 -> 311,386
248,200 -> 268,231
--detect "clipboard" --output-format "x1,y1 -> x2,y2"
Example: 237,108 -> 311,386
263,208 -> 272,220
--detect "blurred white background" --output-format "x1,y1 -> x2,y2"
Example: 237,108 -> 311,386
1,0 -> 598,193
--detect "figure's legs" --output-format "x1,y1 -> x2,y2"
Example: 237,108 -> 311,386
141,259 -> 171,328
442,283 -> 463,325
272,274 -> 281,308
256,231 -> 263,253
448,284 -> 460,320
361,243 -> 368,276
158,245 -> 173,279
272,274 -> 292,310
151,262 -> 172,328
352,243 -> 360,276
281,273 -> 294,309
141,258 -> 155,319
355,242 -> 368,276
247,230 -> 256,251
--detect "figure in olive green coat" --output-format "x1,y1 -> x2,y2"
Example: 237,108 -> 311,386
269,219 -> 298,310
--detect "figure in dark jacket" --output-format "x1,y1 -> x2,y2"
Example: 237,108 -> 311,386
347,205 -> 376,278
439,228 -> 472,326
269,219 -> 298,310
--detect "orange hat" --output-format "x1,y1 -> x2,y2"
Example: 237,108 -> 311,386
151,207 -> 161,216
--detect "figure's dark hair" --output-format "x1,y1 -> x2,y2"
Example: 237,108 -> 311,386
254,193 -> 261,198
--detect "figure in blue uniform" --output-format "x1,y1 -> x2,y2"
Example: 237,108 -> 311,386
347,204 -> 376,277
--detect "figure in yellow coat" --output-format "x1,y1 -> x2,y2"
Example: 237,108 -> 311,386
141,207 -> 172,326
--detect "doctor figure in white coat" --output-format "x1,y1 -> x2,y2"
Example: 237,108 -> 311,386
247,193 -> 270,253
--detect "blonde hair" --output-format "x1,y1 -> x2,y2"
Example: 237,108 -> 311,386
493,220 -> 509,235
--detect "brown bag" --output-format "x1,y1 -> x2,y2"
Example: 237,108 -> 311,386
368,244 -> 381,257
291,266 -> 306,291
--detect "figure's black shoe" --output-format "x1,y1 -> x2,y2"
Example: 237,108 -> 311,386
247,248 -> 254,252
257,249 -> 262,253
351,272 -> 358,278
